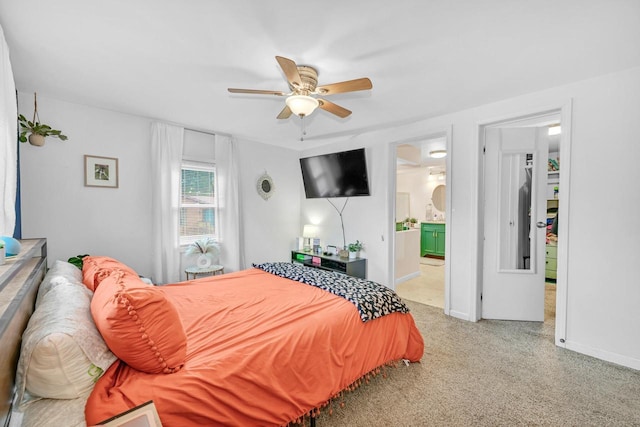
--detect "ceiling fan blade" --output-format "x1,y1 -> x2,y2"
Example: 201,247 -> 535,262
315,78 -> 373,95
318,99 -> 352,118
228,88 -> 287,96
277,105 -> 293,119
275,56 -> 302,89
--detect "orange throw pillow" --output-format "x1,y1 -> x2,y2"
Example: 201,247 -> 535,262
90,270 -> 187,374
82,256 -> 139,292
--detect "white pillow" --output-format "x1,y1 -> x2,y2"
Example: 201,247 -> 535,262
36,260 -> 83,307
16,277 -> 116,404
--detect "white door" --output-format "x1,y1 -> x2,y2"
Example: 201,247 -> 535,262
482,127 -> 548,321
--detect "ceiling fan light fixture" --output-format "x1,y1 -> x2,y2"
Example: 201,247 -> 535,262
430,150 -> 447,159
286,95 -> 319,117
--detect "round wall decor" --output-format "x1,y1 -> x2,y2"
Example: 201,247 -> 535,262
257,173 -> 275,200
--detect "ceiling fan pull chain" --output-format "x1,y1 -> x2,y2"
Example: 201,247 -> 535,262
300,116 -> 306,141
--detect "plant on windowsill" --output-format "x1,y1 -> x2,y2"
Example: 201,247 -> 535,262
18,93 -> 68,147
186,238 -> 220,269
347,240 -> 363,259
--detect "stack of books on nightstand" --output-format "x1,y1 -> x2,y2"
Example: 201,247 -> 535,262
294,253 -> 312,262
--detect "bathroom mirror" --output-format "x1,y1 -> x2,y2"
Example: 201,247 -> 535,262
432,185 -> 446,212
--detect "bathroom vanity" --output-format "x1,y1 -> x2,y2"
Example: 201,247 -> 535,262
421,222 -> 446,258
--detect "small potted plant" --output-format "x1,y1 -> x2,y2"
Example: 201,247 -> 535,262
347,240 -> 363,259
409,217 -> 418,228
18,93 -> 67,146
186,238 -> 220,268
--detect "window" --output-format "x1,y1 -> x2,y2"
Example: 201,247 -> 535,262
180,161 -> 217,245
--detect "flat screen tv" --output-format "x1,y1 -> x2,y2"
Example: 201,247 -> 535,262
299,148 -> 370,198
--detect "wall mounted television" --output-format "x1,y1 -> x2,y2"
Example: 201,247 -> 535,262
299,148 -> 370,199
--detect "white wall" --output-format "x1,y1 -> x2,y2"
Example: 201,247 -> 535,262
397,168 -> 445,222
427,66 -> 640,371
299,140 -> 391,285
18,92 -> 154,275
18,93 -> 301,280
236,137 -> 301,267
300,66 -> 640,370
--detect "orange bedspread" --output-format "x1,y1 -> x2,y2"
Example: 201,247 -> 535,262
85,268 -> 424,426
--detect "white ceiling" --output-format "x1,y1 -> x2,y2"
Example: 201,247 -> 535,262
397,136 -> 447,172
1,0 -> 639,150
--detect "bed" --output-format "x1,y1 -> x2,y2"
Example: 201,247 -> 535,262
1,244 -> 424,427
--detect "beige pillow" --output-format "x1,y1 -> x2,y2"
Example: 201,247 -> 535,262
16,277 -> 116,404
36,260 -> 83,307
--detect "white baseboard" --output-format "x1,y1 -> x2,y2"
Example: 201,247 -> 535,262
394,271 -> 420,284
448,310 -> 470,321
565,340 -> 640,371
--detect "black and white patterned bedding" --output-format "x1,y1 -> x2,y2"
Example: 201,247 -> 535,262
253,262 -> 409,322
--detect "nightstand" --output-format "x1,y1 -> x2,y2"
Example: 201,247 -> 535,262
185,265 -> 224,280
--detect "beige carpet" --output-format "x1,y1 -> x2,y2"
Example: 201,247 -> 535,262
311,300 -> 640,427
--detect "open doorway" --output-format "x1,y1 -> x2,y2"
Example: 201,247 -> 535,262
478,109 -> 568,334
393,134 -> 448,310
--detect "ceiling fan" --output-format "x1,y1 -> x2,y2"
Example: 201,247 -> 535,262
228,56 -> 373,119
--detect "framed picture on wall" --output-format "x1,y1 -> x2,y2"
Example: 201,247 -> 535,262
85,155 -> 119,188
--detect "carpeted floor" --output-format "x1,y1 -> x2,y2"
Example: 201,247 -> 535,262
312,300 -> 640,427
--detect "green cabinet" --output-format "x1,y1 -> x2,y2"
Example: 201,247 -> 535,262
421,223 -> 446,257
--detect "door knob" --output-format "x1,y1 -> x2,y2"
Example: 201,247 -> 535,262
536,221 -> 546,229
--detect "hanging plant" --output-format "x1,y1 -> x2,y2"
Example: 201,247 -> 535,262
18,93 -> 67,146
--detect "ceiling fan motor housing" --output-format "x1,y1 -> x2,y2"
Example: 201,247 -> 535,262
292,66 -> 318,95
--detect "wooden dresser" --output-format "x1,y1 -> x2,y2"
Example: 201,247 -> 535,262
0,238 -> 47,426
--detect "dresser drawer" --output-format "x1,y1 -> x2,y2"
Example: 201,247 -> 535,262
545,257 -> 557,271
545,268 -> 557,280
546,244 -> 557,259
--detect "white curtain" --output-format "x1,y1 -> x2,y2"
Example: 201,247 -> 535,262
150,122 -> 184,284
215,134 -> 245,272
0,24 -> 17,236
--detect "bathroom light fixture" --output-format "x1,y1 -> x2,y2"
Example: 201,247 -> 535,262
548,124 -> 561,136
429,150 -> 447,159
286,95 -> 319,117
